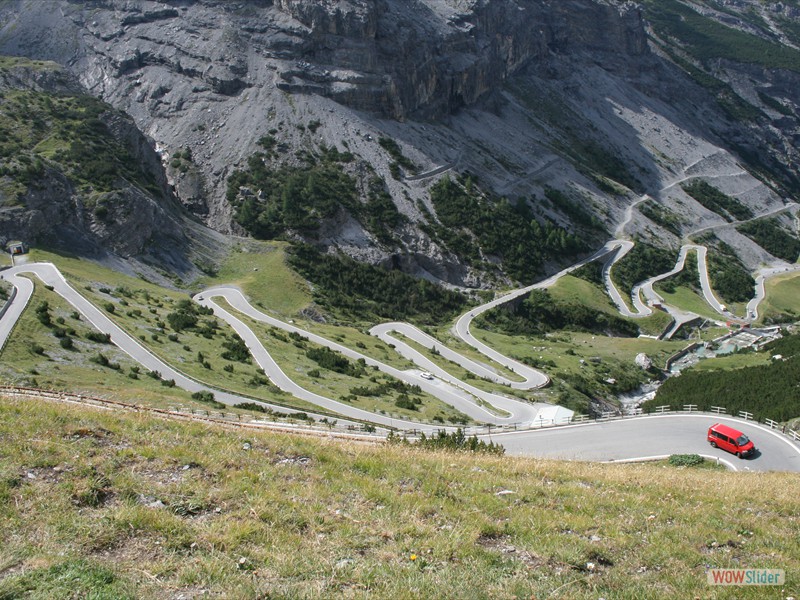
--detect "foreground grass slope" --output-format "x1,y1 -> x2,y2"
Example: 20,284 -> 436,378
1,397 -> 798,599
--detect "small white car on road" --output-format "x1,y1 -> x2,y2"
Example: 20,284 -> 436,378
420,372 -> 434,380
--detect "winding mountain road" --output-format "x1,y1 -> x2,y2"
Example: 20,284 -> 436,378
198,287 -> 544,428
493,414 -> 800,472
2,223 -> 800,468
0,264 -> 359,425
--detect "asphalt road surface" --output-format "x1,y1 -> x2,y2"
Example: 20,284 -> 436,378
490,415 -> 800,472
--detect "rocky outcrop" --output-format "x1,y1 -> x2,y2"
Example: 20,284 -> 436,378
0,61 -> 191,272
0,0 -> 653,235
273,0 -> 649,119
5,167 -> 184,264
0,1 -> 647,120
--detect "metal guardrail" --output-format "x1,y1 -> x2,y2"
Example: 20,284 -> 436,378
0,386 -> 385,439
0,285 -> 20,356
3,385 -> 800,448
0,285 -> 15,321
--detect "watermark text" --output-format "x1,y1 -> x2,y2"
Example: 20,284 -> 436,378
708,569 -> 785,586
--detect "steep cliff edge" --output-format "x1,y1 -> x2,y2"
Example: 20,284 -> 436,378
273,0 -> 648,119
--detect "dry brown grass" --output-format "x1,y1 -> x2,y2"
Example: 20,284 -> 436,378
0,395 -> 798,599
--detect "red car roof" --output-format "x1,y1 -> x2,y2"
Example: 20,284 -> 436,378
709,423 -> 745,437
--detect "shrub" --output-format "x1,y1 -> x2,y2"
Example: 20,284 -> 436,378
394,395 -> 421,411
221,334 -> 251,363
388,429 -> 504,455
306,346 -> 365,377
35,302 -> 52,327
85,332 -> 111,344
235,402 -> 273,414
668,454 -> 705,467
191,391 -> 224,409
90,353 -> 109,367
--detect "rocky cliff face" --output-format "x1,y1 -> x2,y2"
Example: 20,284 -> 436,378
274,0 -> 648,119
0,1 -> 650,226
0,0 -> 797,286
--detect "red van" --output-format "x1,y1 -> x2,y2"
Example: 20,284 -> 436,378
707,423 -> 755,458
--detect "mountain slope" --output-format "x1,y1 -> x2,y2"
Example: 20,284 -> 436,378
0,56 -> 194,275
0,0 -> 798,286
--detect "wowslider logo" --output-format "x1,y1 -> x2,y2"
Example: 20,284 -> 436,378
707,569 -> 785,586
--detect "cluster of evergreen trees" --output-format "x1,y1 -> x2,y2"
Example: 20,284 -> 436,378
705,240 -> 756,303
305,346 -> 367,378
227,144 -> 403,244
287,244 -> 469,325
738,218 -> 800,263
166,299 -> 214,333
610,241 -> 675,297
644,335 -> 800,421
227,147 -> 360,238
427,176 -> 588,283
682,180 -> 753,222
479,289 -> 639,338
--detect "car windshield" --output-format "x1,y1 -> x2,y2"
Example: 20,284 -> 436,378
736,435 -> 750,446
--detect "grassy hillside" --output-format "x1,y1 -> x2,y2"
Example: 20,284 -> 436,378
549,275 -> 672,336
0,57 -> 159,204
2,248 -> 472,424
760,271 -> 800,323
199,240 -> 312,318
0,396 -> 797,599
653,251 -> 722,321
